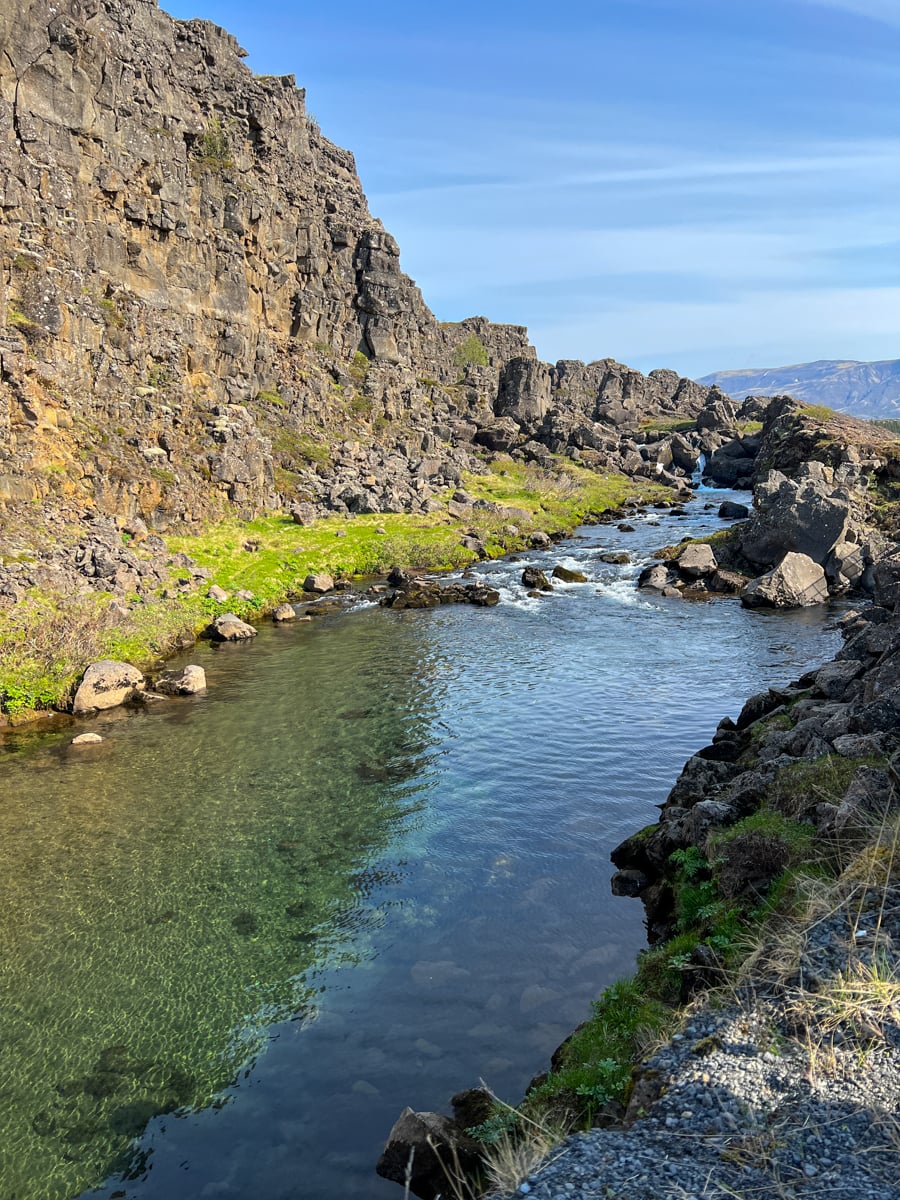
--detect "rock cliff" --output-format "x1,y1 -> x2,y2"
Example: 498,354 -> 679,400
0,0 -> 718,550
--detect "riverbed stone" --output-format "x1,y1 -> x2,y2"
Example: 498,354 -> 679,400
741,552 -> 828,609
677,543 -> 717,579
522,566 -> 552,590
272,603 -> 297,621
155,665 -> 207,695
552,565 -> 588,583
72,660 -> 145,713
71,732 -> 103,745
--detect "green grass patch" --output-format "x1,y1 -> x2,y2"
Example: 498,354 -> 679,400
798,403 -> 836,424
639,417 -> 696,434
526,976 -> 672,1119
465,457 -> 667,526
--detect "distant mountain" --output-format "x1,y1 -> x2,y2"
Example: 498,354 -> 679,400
699,359 -> 900,419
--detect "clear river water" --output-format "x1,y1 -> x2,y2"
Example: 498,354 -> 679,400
0,487 -> 845,1200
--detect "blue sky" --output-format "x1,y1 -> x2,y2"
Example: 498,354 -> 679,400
166,0 -> 899,378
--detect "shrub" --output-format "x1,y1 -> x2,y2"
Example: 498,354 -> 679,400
453,333 -> 489,373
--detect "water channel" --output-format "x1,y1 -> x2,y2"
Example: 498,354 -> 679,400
0,487 -> 845,1200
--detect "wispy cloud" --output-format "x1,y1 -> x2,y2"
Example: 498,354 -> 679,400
792,0 -> 900,28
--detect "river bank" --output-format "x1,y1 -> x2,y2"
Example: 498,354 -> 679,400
0,458 -> 673,726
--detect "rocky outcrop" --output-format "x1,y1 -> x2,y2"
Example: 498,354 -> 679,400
739,465 -> 854,570
612,562 -> 900,940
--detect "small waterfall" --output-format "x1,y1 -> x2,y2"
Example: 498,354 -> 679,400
691,452 -> 707,489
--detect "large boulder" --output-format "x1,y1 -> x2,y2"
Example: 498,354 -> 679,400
209,613 -> 257,641
376,1090 -> 490,1200
303,573 -> 334,594
72,660 -> 145,713
494,357 -> 551,428
740,466 -> 853,570
676,543 -> 717,579
740,552 -> 829,609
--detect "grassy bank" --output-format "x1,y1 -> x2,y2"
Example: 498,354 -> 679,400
0,461 -> 668,720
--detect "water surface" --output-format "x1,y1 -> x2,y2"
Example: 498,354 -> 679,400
0,490 -> 844,1200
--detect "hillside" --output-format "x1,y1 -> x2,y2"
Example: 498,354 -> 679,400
700,358 -> 900,418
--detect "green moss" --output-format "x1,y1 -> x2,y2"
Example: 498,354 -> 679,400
639,417 -> 696,434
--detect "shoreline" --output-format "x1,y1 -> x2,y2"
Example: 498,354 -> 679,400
0,464 -> 678,729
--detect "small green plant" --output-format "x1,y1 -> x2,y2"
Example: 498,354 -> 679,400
146,364 -> 170,390
453,332 -> 489,374
349,351 -> 369,382
194,117 -> 233,172
349,392 -> 374,418
256,387 -> 285,407
799,403 -> 835,424
99,297 -> 125,329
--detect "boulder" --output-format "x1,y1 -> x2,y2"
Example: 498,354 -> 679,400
71,732 -> 103,745
740,552 -> 829,609
209,613 -> 257,641
637,563 -> 669,591
273,603 -> 297,622
552,565 -> 588,583
529,531 -> 552,548
521,567 -> 552,591
718,500 -> 749,519
207,584 -> 229,603
290,502 -> 317,526
376,1093 -> 488,1200
72,660 -> 145,714
676,543 -> 717,579
740,469 -> 853,570
303,573 -> 334,594
155,665 -> 207,695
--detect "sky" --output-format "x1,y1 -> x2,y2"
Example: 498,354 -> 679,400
165,0 -> 899,379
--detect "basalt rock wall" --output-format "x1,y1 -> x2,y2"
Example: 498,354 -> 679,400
0,0 -> 718,545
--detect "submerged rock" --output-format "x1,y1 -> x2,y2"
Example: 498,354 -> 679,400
71,732 -> 103,745
552,565 -> 588,583
155,665 -> 207,695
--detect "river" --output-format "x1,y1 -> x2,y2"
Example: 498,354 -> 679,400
0,487 -> 845,1200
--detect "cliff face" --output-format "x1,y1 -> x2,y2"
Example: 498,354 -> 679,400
0,0 -> 715,544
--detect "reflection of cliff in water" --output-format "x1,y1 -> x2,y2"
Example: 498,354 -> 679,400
0,610 -> 440,1200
